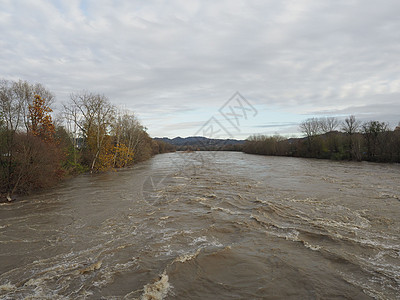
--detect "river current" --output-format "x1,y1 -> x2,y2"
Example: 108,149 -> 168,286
0,152 -> 399,299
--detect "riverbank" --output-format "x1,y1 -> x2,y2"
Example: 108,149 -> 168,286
242,130 -> 400,163
0,139 -> 175,203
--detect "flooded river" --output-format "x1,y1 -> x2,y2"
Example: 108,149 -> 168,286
1,152 -> 400,299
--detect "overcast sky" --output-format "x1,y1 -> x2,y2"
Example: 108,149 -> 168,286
1,0 -> 399,139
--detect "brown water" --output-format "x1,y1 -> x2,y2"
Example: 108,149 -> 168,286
1,152 -> 400,299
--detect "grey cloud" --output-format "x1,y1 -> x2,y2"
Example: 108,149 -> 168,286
255,122 -> 300,129
1,0 -> 399,137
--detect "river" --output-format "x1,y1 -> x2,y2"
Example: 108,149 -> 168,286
1,152 -> 399,299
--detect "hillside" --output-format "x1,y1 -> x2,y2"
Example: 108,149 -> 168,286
154,136 -> 245,151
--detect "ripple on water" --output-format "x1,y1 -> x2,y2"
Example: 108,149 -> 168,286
1,152 -> 400,299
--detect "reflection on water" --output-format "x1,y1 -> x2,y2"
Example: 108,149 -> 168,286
1,152 -> 399,299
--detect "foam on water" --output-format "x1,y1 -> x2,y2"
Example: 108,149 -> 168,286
0,283 -> 16,292
189,236 -> 223,248
174,248 -> 202,263
140,272 -> 171,300
303,241 -> 322,251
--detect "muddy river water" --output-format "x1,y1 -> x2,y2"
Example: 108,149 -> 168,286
1,152 -> 399,299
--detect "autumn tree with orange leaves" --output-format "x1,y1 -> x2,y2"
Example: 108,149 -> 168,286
1,81 -> 62,200
28,94 -> 55,141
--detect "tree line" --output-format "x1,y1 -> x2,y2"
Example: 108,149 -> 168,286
243,116 -> 400,163
0,79 -> 174,201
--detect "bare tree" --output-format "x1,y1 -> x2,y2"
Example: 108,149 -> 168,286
341,115 -> 362,160
0,80 -> 25,133
111,110 -> 122,161
341,115 -> 361,135
299,118 -> 322,153
1,80 -> 29,199
299,118 -> 321,138
319,117 -> 339,133
362,120 -> 389,159
119,113 -> 143,160
63,92 -> 115,172
62,104 -> 80,165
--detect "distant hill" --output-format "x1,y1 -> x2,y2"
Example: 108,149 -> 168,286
154,136 -> 245,151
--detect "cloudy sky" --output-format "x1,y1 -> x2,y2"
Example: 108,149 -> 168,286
1,0 -> 399,139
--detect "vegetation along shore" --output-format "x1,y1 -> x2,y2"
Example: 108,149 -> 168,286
0,79 -> 174,201
243,116 -> 400,163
